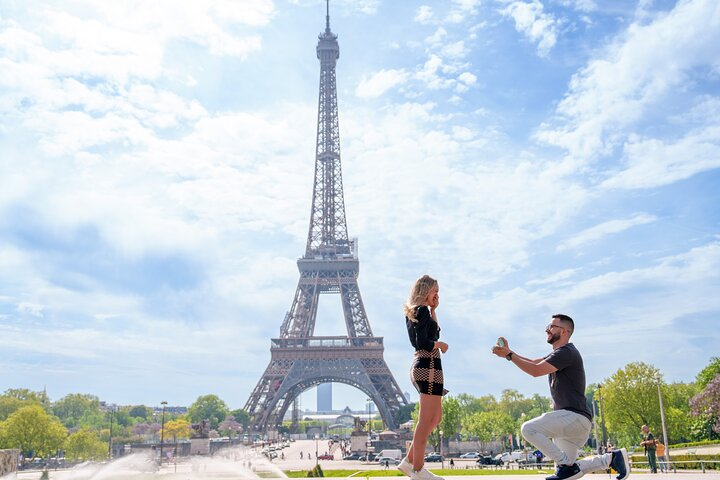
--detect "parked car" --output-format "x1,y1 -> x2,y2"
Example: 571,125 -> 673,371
424,453 -> 444,462
460,452 -> 480,459
318,454 -> 334,460
376,456 -> 401,466
359,453 -> 377,462
477,455 -> 502,466
495,451 -> 527,464
343,453 -> 363,460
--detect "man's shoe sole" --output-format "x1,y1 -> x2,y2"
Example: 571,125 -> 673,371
545,471 -> 584,480
616,448 -> 630,480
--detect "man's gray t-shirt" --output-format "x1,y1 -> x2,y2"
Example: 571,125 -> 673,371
544,343 -> 592,421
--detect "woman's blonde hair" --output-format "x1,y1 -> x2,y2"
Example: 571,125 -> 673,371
403,274 -> 438,322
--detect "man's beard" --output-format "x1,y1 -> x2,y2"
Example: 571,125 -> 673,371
546,332 -> 561,344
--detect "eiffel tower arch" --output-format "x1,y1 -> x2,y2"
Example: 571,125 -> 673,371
244,2 -> 407,433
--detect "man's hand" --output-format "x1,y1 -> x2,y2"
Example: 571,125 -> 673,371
491,337 -> 510,358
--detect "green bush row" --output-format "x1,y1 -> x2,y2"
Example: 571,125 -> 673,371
630,454 -> 720,470
669,440 -> 720,449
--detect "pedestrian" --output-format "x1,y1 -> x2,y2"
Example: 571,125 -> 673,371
397,275 -> 449,480
385,460 -> 390,470
640,425 -> 658,473
534,449 -> 543,469
655,438 -> 667,473
492,314 -> 630,480
449,458 -> 454,469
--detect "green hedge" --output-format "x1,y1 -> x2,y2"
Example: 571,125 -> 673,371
670,441 -> 720,449
631,454 -> 720,470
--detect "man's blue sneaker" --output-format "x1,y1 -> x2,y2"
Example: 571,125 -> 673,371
545,463 -> 584,480
610,448 -> 630,480
545,463 -> 585,480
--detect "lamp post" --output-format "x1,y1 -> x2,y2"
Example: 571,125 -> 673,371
366,398 -> 372,436
656,375 -> 671,467
315,433 -> 319,467
439,430 -> 444,469
159,401 -> 168,465
597,384 -> 608,448
108,405 -> 116,459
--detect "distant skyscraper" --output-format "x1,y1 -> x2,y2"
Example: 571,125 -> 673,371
317,383 -> 332,412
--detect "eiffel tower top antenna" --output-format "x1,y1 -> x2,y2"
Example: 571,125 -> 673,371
325,0 -> 330,33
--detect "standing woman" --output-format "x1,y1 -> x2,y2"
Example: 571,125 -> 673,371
397,275 -> 448,480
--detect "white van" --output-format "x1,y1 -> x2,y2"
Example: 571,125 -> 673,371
378,449 -> 402,460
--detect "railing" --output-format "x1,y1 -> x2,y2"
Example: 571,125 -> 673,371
462,459 -> 720,473
271,336 -> 383,349
632,459 -> 720,473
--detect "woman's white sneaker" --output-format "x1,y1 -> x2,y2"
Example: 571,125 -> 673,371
410,468 -> 444,480
397,457 -> 412,476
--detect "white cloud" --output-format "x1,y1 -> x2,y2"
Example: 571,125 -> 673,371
426,27 -> 448,46
17,302 -> 45,317
355,69 -> 410,98
557,0 -> 597,12
557,213 -> 658,251
446,0 -> 482,23
536,0 -> 720,161
441,40 -> 469,59
415,5 -> 434,23
526,268 -> 581,286
501,0 -> 558,57
601,125 -> 720,190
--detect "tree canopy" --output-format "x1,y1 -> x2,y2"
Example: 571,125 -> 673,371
187,394 -> 228,430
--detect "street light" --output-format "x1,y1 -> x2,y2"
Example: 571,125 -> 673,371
159,401 -> 168,465
439,430 -> 444,469
108,405 -> 116,459
366,397 -> 372,436
656,375 -> 671,468
315,433 -> 319,467
597,384 -> 608,448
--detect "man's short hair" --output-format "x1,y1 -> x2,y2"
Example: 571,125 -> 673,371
552,313 -> 574,335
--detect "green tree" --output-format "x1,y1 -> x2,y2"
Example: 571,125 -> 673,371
128,405 -> 152,421
456,393 -> 497,416
162,418 -> 191,445
0,397 -> 29,421
187,395 -> 228,430
64,428 -> 107,461
466,410 -> 515,449
394,403 -> 415,425
691,374 -> 720,437
602,362 -> 663,446
218,416 -> 243,438
228,408 -> 250,429
696,357 -> 720,389
0,389 -> 49,420
0,405 -> 66,459
439,396 -> 462,439
499,389 -> 534,420
52,394 -> 101,428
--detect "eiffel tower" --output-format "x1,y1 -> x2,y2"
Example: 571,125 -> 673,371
244,2 -> 407,433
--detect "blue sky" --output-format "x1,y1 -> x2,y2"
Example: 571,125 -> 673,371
1,0 -> 719,413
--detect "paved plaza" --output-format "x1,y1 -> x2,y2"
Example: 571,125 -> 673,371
13,440 -> 720,480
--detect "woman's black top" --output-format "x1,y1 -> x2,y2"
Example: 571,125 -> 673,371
406,305 -> 440,352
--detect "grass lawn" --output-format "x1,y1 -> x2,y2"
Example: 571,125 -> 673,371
284,469 -> 555,477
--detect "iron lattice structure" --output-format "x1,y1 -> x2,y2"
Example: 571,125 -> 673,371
244,4 -> 407,433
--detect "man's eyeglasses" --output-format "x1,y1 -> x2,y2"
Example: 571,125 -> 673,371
545,324 -> 565,332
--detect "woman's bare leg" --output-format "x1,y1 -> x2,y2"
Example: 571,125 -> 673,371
411,393 -> 442,472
